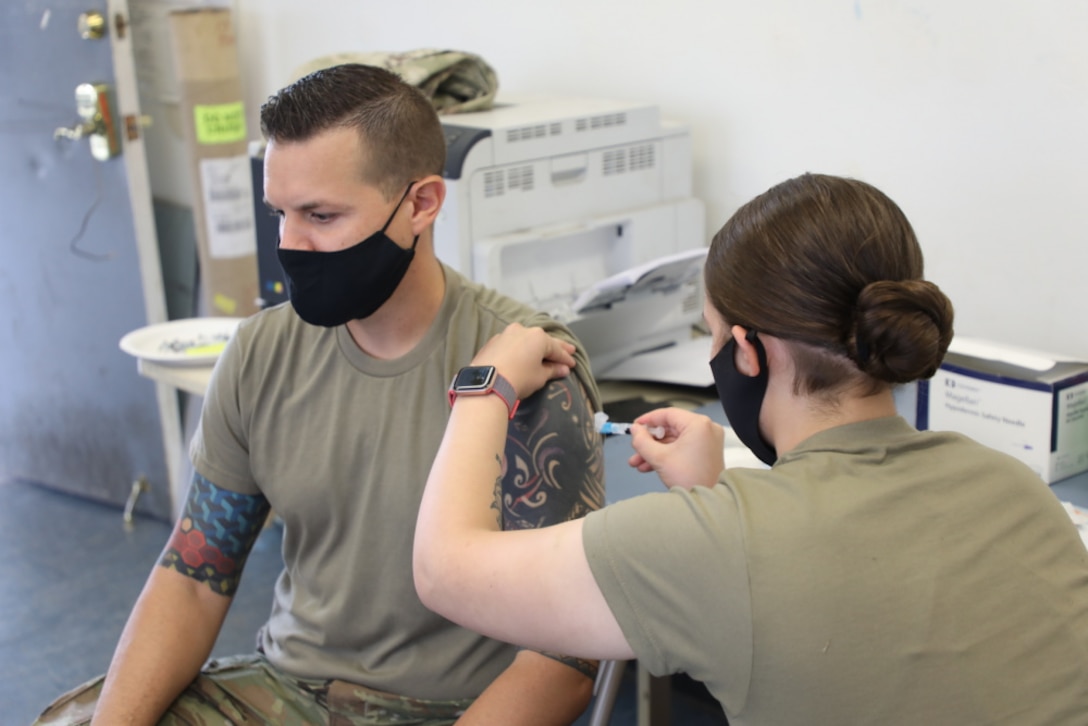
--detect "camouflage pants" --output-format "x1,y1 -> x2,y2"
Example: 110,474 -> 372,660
34,653 -> 473,725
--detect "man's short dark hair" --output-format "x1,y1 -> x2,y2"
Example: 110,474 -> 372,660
260,63 -> 446,199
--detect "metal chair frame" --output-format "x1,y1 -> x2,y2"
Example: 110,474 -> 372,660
587,659 -> 626,725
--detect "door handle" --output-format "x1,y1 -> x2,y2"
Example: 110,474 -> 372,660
53,82 -> 121,161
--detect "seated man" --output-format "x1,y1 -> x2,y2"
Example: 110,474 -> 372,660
36,63 -> 603,725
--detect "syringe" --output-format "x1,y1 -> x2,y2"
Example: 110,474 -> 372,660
594,412 -> 665,440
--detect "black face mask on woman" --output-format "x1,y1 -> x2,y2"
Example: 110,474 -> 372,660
709,329 -> 778,466
277,183 -> 417,327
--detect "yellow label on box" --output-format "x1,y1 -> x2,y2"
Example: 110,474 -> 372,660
194,102 -> 246,145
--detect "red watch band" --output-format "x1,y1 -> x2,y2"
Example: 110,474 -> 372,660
448,367 -> 520,419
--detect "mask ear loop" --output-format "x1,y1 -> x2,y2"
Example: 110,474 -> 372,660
742,328 -> 769,378
380,182 -> 417,232
380,181 -> 420,250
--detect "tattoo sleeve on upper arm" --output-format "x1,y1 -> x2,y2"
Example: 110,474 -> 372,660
499,376 -> 605,675
159,472 -> 271,596
501,376 -> 604,530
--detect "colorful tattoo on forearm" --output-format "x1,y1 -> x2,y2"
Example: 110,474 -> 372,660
159,472 -> 271,596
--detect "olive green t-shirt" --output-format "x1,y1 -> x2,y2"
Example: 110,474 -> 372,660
192,266 -> 600,700
584,416 -> 1088,724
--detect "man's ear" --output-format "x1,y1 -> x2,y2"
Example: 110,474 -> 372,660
409,175 -> 446,234
731,325 -> 762,378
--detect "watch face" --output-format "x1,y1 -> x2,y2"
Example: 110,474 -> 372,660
453,365 -> 495,391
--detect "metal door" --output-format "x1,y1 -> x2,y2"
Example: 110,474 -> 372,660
0,1 -> 176,520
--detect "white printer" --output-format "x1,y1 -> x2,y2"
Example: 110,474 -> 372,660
436,96 -> 707,375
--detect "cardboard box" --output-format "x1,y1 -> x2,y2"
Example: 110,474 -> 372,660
167,7 -> 259,317
917,338 -> 1088,483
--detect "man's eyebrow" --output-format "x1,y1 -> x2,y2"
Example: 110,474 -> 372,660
262,198 -> 326,212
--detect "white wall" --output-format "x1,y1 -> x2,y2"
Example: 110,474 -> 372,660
231,0 -> 1088,358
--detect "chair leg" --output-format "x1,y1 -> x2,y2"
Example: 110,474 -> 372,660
587,659 -> 626,726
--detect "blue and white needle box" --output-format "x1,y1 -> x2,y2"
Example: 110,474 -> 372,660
917,338 -> 1088,483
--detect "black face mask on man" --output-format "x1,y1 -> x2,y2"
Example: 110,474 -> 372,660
277,183 -> 418,327
709,329 -> 778,466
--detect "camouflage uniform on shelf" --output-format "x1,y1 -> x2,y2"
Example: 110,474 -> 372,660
291,49 -> 499,114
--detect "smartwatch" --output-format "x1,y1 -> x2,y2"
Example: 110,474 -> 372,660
448,365 -> 520,419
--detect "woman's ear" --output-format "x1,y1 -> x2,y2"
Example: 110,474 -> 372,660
409,175 -> 446,234
731,325 -> 762,378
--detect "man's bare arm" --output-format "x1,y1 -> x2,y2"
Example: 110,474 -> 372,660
455,650 -> 595,725
91,473 -> 270,725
